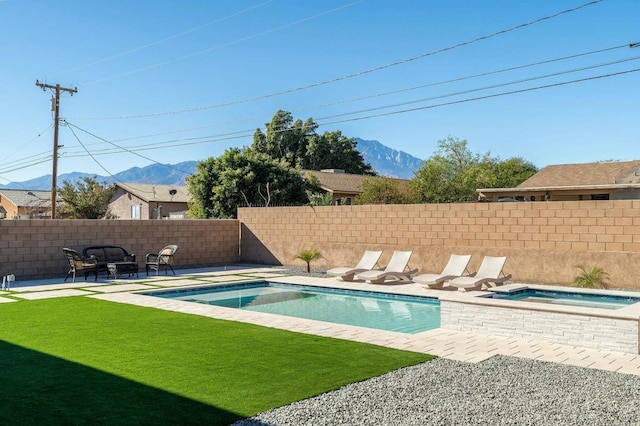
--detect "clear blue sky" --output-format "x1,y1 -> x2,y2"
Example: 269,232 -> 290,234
1,0 -> 639,184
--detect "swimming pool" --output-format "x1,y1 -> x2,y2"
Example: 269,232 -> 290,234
487,287 -> 640,310
144,281 -> 440,334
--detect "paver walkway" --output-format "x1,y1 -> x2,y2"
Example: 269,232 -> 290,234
3,266 -> 639,376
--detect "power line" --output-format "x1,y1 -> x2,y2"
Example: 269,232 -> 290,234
319,67 -> 640,127
64,121 -> 196,177
65,124 -> 164,194
4,43 -> 631,175
57,66 -> 640,160
75,0 -> 603,120
0,156 -> 53,176
10,49 -> 632,170
55,42 -> 634,159
55,0 -> 276,76
80,0 -> 365,86
316,55 -> 640,121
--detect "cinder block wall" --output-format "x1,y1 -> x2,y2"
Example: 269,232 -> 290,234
238,200 -> 640,289
0,219 -> 239,279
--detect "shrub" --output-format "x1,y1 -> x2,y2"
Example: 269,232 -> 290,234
572,265 -> 609,289
293,248 -> 324,273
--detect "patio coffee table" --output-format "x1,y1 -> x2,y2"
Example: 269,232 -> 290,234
107,262 -> 139,279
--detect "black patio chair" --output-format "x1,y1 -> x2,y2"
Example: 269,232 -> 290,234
63,248 -> 98,282
145,245 -> 178,276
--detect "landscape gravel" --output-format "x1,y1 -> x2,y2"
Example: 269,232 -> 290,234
233,355 -> 640,426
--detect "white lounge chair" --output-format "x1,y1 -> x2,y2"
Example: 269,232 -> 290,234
447,256 -> 512,292
327,250 -> 383,281
413,254 -> 472,289
356,250 -> 417,284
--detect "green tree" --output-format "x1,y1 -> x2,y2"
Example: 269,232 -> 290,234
252,110 -> 316,167
304,131 -> 375,174
356,177 -> 415,205
252,110 -> 375,175
57,177 -> 115,219
410,136 -> 538,203
493,157 -> 538,188
187,148 -> 312,219
410,137 -> 486,203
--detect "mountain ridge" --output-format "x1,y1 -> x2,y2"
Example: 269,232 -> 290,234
0,139 -> 423,189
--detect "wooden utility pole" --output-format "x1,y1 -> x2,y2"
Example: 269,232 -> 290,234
35,81 -> 77,219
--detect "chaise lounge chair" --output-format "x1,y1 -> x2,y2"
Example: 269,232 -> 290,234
327,250 -> 383,281
413,254 -> 472,289
447,256 -> 511,292
355,250 -> 417,284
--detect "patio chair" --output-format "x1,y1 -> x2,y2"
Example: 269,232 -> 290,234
447,256 -> 512,292
413,254 -> 472,289
63,248 -> 98,283
326,250 -> 383,281
145,245 -> 178,276
355,250 -> 417,284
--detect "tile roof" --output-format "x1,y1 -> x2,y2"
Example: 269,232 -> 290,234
301,170 -> 408,194
0,189 -> 53,207
517,160 -> 640,188
115,183 -> 191,203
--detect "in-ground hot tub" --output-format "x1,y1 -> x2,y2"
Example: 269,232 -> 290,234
439,284 -> 640,354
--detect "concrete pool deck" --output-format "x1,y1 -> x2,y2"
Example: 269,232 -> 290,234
2,265 -> 640,376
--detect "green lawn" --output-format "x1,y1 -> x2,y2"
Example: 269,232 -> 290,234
0,297 -> 433,425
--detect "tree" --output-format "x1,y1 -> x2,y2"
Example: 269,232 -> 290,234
252,110 -> 375,175
410,136 -> 538,203
410,137 -> 486,203
57,177 -> 116,219
355,177 -> 415,205
187,148 -> 312,219
493,157 -> 538,188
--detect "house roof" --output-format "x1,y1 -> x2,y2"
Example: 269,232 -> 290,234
301,169 -> 408,194
0,189 -> 53,207
115,183 -> 191,203
517,160 -> 640,188
477,160 -> 640,196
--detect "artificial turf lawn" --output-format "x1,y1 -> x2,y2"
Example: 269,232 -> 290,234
0,297 -> 433,425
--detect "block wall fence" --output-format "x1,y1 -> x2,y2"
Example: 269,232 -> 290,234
0,219 -> 239,280
238,200 -> 640,290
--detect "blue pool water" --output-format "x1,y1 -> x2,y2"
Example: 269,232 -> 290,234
489,288 -> 640,310
145,282 -> 440,334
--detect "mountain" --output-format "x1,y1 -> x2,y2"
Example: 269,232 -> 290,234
355,138 -> 423,179
0,140 -> 422,189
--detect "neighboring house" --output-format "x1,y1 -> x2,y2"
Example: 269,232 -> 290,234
109,183 -> 191,219
0,189 -> 54,219
477,160 -> 640,202
302,169 -> 409,205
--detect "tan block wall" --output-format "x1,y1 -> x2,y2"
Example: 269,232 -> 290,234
0,219 -> 239,279
238,200 -> 640,289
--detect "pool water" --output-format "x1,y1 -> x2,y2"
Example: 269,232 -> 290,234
489,288 -> 640,310
146,282 -> 440,334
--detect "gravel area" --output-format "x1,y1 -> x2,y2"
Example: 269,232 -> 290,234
274,266 -> 330,278
233,355 -> 640,426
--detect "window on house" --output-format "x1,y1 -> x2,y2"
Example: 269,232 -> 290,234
131,204 -> 141,219
591,194 -> 609,200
